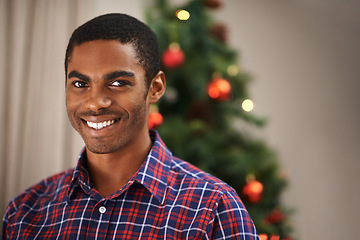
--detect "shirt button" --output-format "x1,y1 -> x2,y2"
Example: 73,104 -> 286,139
99,206 -> 106,214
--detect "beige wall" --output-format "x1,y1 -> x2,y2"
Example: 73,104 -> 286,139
215,0 -> 360,239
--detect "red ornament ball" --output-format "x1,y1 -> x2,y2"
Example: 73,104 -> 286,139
258,234 -> 268,240
269,235 -> 280,240
265,209 -> 285,225
162,43 -> 185,68
210,23 -> 227,43
258,235 -> 283,240
148,112 -> 163,129
207,78 -> 232,101
203,0 -> 222,9
242,180 -> 263,203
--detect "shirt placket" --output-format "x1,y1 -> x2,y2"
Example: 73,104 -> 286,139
86,199 -> 115,240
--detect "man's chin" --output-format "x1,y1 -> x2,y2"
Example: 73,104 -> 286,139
85,144 -> 119,155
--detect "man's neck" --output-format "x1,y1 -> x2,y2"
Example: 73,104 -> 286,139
85,135 -> 152,198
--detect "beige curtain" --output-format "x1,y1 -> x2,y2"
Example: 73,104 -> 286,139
0,0 -> 94,218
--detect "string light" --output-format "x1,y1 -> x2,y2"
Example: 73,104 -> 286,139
227,65 -> 239,76
176,10 -> 190,20
242,99 -> 254,112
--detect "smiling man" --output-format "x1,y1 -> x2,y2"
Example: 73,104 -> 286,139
2,14 -> 259,239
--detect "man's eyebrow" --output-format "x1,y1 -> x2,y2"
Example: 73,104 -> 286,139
104,71 -> 135,81
67,71 -> 90,81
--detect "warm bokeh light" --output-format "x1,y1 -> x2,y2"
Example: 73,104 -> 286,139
242,99 -> 254,112
207,78 -> 232,101
148,112 -> 163,129
176,9 -> 190,20
270,235 -> 280,240
208,88 -> 220,99
258,234 -> 268,240
247,180 -> 263,194
169,42 -> 180,51
242,179 -> 263,203
227,64 -> 239,76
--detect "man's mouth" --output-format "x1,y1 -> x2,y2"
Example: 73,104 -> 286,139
86,120 -> 116,130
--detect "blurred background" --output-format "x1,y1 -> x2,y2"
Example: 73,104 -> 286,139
1,0 -> 360,239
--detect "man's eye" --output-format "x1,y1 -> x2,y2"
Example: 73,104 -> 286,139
73,81 -> 87,88
111,80 -> 129,87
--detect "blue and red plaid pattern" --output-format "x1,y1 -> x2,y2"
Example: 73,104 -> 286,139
3,131 -> 258,239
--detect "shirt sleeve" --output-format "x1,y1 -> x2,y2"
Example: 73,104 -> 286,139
207,190 -> 259,240
2,201 -> 16,240
2,217 -> 8,240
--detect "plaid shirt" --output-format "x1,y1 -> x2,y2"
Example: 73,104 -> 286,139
3,131 -> 258,239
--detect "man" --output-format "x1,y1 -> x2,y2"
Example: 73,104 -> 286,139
3,13 -> 259,239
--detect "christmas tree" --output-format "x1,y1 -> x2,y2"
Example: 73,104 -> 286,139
146,0 -> 293,238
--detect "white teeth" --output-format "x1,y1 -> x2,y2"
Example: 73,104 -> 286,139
86,120 -> 115,130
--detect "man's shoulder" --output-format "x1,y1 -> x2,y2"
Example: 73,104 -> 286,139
170,157 -> 236,195
7,169 -> 74,212
25,168 -> 74,194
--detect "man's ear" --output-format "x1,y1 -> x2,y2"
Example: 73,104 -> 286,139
148,71 -> 166,104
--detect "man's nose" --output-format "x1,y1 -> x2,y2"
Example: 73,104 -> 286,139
85,87 -> 112,112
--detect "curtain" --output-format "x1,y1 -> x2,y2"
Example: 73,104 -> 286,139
0,0 -> 94,219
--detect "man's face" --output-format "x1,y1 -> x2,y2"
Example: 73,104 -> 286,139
66,40 -> 150,154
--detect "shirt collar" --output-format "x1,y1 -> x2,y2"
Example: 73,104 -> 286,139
67,148 -> 91,201
67,130 -> 172,205
134,130 -> 172,205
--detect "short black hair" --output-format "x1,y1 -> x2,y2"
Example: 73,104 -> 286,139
65,13 -> 160,87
